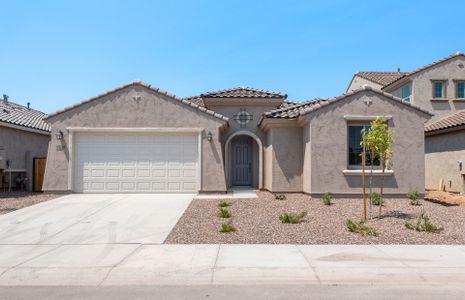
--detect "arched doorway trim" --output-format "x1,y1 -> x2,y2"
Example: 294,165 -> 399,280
225,131 -> 263,189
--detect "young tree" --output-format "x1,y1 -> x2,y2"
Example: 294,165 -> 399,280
361,125 -> 378,218
369,117 -> 394,217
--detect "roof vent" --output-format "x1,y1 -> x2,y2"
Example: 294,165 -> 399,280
27,102 -> 30,109
397,67 -> 401,72
3,94 -> 8,104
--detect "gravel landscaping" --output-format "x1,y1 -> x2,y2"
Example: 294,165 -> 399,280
0,192 -> 61,215
165,191 -> 465,244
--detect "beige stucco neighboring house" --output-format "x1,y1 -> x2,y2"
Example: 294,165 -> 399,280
42,81 -> 431,197
425,111 -> 465,194
0,95 -> 50,191
347,52 -> 465,124
347,53 -> 465,195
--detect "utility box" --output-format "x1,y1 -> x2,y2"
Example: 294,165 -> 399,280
0,147 -> 5,169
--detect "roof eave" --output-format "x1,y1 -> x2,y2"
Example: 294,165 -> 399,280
45,81 -> 229,123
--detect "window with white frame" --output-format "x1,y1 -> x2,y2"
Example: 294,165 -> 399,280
456,81 -> 465,98
432,80 -> 446,98
401,83 -> 411,102
348,125 -> 380,169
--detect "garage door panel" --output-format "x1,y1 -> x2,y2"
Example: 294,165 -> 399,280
74,133 -> 199,193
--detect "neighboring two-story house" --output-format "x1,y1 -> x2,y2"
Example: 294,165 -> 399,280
347,53 -> 465,194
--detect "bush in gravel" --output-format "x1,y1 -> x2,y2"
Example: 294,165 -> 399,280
219,222 -> 236,233
323,192 -> 332,205
218,207 -> 231,218
275,194 -> 287,200
405,211 -> 443,233
279,211 -> 307,224
370,192 -> 384,206
218,200 -> 231,208
346,219 -> 378,236
407,189 -> 421,206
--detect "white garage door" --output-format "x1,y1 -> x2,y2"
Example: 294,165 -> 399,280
74,133 -> 199,193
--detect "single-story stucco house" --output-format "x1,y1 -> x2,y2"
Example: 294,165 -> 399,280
0,95 -> 50,192
42,81 -> 431,196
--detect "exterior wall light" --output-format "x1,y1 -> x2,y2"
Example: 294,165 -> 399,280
206,132 -> 213,141
55,130 -> 64,140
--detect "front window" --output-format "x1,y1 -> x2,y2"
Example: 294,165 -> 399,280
433,81 -> 445,98
401,84 -> 411,102
348,125 -> 380,168
457,81 -> 465,98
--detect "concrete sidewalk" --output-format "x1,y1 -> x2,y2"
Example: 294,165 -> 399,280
0,244 -> 464,286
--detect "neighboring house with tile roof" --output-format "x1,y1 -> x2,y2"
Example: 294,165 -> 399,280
42,82 -> 430,196
347,53 -> 465,194
347,71 -> 408,91
0,95 -> 50,192
425,110 -> 465,194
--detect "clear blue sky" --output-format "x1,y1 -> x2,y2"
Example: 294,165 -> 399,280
1,0 -> 464,113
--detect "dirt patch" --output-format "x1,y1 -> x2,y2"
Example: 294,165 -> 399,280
0,192 -> 61,215
166,191 -> 465,245
426,191 -> 465,206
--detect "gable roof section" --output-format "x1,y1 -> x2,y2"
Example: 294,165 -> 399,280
0,100 -> 50,132
425,110 -> 465,134
45,81 -> 229,122
260,86 -> 432,125
356,72 -> 408,87
200,87 -> 287,99
382,52 -> 465,90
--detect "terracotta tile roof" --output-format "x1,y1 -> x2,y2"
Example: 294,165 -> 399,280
183,95 -> 205,107
46,81 -> 229,122
356,72 -> 408,87
260,86 -> 432,124
425,110 -> 465,133
383,52 -> 465,89
0,99 -> 50,132
263,98 -> 327,119
200,87 -> 287,99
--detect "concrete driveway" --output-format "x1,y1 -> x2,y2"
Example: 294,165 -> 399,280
0,194 -> 194,245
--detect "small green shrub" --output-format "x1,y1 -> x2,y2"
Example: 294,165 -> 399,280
279,211 -> 307,224
346,219 -> 378,236
218,200 -> 231,208
407,189 -> 421,206
370,192 -> 384,206
275,194 -> 287,200
323,192 -> 332,206
218,207 -> 231,218
219,222 -> 236,233
405,212 -> 443,233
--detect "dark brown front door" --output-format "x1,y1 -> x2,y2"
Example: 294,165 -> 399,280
33,158 -> 47,192
232,139 -> 252,186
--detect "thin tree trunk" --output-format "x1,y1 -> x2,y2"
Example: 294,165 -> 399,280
369,151 -> 374,219
379,157 -> 385,218
362,148 -> 367,223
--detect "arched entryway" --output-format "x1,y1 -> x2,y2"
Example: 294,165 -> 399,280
225,131 -> 263,189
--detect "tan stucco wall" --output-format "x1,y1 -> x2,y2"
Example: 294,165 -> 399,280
305,91 -> 429,196
386,56 -> 465,124
0,126 -> 50,191
42,85 -> 227,192
263,130 -> 273,191
302,124 -> 311,193
425,129 -> 465,194
347,75 -> 384,92
265,127 -> 303,192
